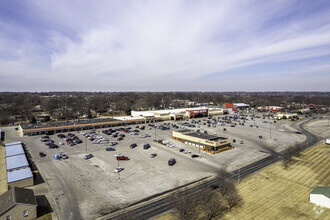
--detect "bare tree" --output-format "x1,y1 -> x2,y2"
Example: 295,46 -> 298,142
281,144 -> 301,169
215,168 -> 233,196
281,147 -> 293,169
200,189 -> 224,220
173,191 -> 197,220
224,187 -> 242,210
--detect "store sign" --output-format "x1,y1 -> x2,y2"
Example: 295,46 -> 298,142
220,141 -> 227,144
205,140 -> 214,144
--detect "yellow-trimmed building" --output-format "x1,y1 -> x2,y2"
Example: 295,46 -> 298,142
172,129 -> 231,153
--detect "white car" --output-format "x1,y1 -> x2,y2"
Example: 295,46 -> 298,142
139,135 -> 146,138
279,129 -> 284,132
145,134 -> 151,137
184,149 -> 191,154
114,167 -> 124,173
59,142 -> 64,145
114,153 -> 122,157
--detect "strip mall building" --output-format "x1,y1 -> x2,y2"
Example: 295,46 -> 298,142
19,107 -> 226,137
131,107 -> 226,121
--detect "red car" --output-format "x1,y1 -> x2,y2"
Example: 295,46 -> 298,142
116,156 -> 130,160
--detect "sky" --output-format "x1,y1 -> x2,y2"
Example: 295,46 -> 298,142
0,0 -> 330,92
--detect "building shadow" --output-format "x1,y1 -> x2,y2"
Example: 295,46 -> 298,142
33,171 -> 45,185
36,195 -> 53,217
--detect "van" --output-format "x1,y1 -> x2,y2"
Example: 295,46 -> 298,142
168,158 -> 176,166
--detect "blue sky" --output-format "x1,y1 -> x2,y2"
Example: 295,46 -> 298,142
0,0 -> 330,91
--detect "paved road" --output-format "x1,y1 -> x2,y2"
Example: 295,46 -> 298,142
98,118 -> 323,220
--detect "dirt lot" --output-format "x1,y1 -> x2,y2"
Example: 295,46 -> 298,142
1,112 -> 305,219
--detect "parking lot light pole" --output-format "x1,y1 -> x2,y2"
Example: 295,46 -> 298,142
154,126 -> 156,142
85,136 -> 87,154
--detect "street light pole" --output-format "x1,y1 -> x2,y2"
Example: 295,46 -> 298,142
269,124 -> 272,138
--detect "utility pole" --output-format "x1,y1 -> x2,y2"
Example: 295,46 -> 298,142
85,136 -> 87,153
238,168 -> 240,183
117,159 -> 120,182
154,126 -> 156,141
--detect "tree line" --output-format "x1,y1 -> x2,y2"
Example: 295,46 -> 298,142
0,91 -> 329,125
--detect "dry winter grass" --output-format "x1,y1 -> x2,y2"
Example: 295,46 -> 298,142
156,142 -> 330,220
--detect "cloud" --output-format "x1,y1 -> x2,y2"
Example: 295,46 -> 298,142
0,0 -> 330,91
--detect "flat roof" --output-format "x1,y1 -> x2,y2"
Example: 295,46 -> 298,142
20,117 -> 120,130
5,144 -> 24,157
185,132 -> 228,141
310,186 -> 330,198
113,116 -> 145,121
5,141 -> 22,147
7,167 -> 33,183
6,154 -> 29,171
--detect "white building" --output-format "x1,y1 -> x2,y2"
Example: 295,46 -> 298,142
309,186 -> 330,208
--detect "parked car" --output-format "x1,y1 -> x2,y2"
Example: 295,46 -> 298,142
117,137 -> 123,141
259,135 -> 263,139
110,141 -> 118,146
114,153 -> 122,157
130,143 -> 137,149
191,154 -> 199,158
232,139 -> 236,143
49,144 -> 59,149
143,144 -> 151,150
39,152 -> 46,157
184,149 -> 191,154
150,153 -> 157,158
116,156 -> 129,160
84,154 -> 93,160
179,149 -> 185,152
114,167 -> 124,173
106,147 -> 116,151
240,141 -> 244,144
60,152 -> 69,159
295,131 -> 302,134
59,142 -> 64,145
168,158 -> 176,166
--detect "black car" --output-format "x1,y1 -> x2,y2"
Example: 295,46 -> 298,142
39,152 -> 46,157
191,154 -> 199,158
259,135 -> 263,139
168,158 -> 176,166
143,144 -> 151,150
295,131 -> 302,134
117,137 -> 123,141
233,139 -> 236,143
49,144 -> 59,149
57,134 -> 66,138
179,149 -> 185,152
130,143 -> 137,149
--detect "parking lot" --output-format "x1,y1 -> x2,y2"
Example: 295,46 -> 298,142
2,112 -> 305,219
